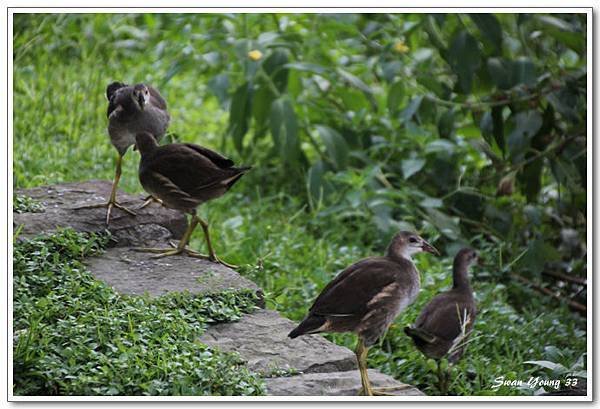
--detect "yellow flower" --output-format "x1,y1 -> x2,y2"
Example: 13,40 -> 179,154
393,41 -> 409,54
248,50 -> 263,61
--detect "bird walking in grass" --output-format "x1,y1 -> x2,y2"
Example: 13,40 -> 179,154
288,231 -> 439,396
75,81 -> 170,225
404,248 -> 478,394
132,131 -> 250,268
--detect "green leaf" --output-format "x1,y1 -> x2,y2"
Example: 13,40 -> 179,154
401,96 -> 423,122
251,85 -> 275,134
337,68 -> 372,94
518,239 -> 560,275
510,57 -> 536,87
425,208 -> 461,240
207,73 -> 229,108
307,160 -> 329,206
284,62 -> 327,75
316,125 -> 349,170
470,14 -> 503,54
387,81 -> 405,116
448,30 -> 481,93
536,15 -> 584,52
491,106 -> 505,155
263,50 -> 289,93
487,57 -> 512,90
401,158 -> 425,180
525,360 -> 568,373
437,109 -> 455,139
227,82 -> 252,154
270,98 -> 301,164
507,110 -> 543,161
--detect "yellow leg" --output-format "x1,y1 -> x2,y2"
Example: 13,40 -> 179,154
133,215 -> 207,259
356,339 -> 408,396
196,217 -> 237,268
137,195 -> 164,210
72,154 -> 136,225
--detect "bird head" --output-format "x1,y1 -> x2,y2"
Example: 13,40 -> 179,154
388,231 -> 439,260
106,81 -> 126,101
134,132 -> 158,155
454,248 -> 479,268
132,84 -> 150,111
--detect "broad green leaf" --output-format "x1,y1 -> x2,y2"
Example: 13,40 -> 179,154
537,15 -> 584,52
227,82 -> 252,154
491,106 -> 505,155
437,109 -> 455,139
524,360 -> 568,373
263,50 -> 289,93
270,97 -> 301,164
307,160 -> 329,206
425,208 -> 461,240
510,57 -> 536,87
401,158 -> 425,179
401,96 -> 423,122
507,110 -> 543,161
316,125 -> 350,170
336,68 -> 373,94
207,73 -> 229,108
448,30 -> 481,93
252,84 -> 275,133
518,239 -> 561,275
283,62 -> 328,75
487,57 -> 512,89
387,81 -> 405,115
470,14 -> 503,54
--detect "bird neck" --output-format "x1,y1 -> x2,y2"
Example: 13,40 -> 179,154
136,135 -> 158,156
452,260 -> 472,291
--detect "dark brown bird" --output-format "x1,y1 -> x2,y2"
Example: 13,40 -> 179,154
132,132 -> 250,267
404,248 -> 478,393
76,82 -> 170,224
288,231 -> 439,396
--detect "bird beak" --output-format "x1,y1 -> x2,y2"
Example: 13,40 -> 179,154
133,144 -> 138,151
421,240 -> 439,255
137,94 -> 145,111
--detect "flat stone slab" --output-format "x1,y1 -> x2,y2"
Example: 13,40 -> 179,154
199,309 -> 356,375
265,369 -> 424,396
14,180 -> 187,246
85,246 -> 264,304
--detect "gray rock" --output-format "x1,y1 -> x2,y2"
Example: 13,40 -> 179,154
14,180 -> 187,246
265,369 -> 424,396
85,246 -> 264,303
199,309 -> 356,375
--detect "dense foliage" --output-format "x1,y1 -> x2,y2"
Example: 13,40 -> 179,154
13,13 -> 587,396
13,229 -> 265,396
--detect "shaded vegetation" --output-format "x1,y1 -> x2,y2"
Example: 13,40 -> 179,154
13,12 -> 587,395
13,229 -> 264,396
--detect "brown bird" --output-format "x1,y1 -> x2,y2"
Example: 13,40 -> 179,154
288,231 -> 439,396
76,82 -> 170,224
132,132 -> 250,267
404,248 -> 478,394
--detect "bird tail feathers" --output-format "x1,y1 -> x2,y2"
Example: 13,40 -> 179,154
404,326 -> 436,344
288,315 -> 326,339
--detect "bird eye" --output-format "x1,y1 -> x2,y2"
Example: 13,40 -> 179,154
409,237 -> 418,243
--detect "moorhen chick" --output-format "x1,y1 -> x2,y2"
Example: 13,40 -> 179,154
404,247 -> 478,394
76,82 -> 170,224
133,132 -> 250,268
288,231 -> 439,396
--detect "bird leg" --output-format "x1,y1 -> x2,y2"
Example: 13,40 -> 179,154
355,339 -> 407,396
133,215 -> 203,258
137,195 -> 164,210
436,359 -> 450,395
195,217 -> 238,269
71,154 -> 136,225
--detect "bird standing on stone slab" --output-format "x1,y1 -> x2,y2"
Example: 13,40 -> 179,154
76,82 -> 170,225
288,231 -> 439,396
404,248 -> 478,394
132,132 -> 250,268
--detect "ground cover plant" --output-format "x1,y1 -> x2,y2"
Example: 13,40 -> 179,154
13,228 -> 264,395
13,13 -> 587,396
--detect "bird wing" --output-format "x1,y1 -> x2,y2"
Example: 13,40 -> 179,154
182,143 -> 235,169
144,145 -> 238,196
143,171 -> 199,209
308,257 -> 404,317
148,86 -> 168,111
414,293 -> 476,341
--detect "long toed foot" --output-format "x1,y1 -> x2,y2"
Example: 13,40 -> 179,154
137,195 -> 164,210
72,199 -> 137,225
358,385 -> 413,396
197,216 -> 238,269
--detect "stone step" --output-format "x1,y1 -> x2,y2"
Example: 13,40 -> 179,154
199,309 -> 356,375
265,369 -> 424,396
85,246 -> 264,304
14,180 -> 187,247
